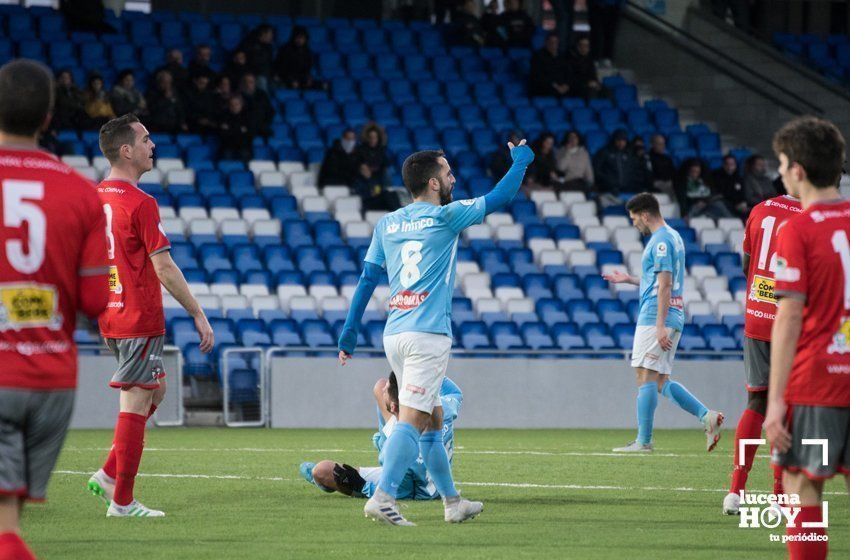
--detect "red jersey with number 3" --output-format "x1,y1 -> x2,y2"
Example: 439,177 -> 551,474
0,148 -> 109,390
97,180 -> 169,339
774,199 -> 850,407
742,195 -> 802,341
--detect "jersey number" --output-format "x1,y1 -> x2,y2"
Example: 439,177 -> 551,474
831,230 -> 850,309
2,179 -> 46,274
103,203 -> 116,259
757,216 -> 779,272
400,240 -> 423,289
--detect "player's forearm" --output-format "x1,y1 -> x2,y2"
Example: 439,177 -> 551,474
338,263 -> 381,354
627,274 -> 640,286
768,302 -> 803,405
742,254 -> 750,277
157,263 -> 203,317
655,284 -> 671,327
483,160 -> 529,215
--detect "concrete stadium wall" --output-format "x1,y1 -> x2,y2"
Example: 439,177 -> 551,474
269,356 -> 747,429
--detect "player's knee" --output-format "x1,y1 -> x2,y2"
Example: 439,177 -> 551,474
747,391 -> 767,415
312,461 -> 337,488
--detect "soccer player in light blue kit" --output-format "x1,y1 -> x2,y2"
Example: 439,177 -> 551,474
603,193 -> 724,453
300,375 -> 462,501
338,142 -> 534,525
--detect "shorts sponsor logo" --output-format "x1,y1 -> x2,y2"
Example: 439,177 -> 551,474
405,384 -> 426,395
108,265 -> 123,294
0,283 -> 62,331
388,290 -> 429,311
459,199 -> 476,206
748,274 -> 777,304
645,353 -> 659,360
827,317 -> 850,355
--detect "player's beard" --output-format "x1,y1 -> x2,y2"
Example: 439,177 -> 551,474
438,177 -> 453,206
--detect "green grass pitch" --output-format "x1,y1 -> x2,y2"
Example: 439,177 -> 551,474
22,428 -> 849,559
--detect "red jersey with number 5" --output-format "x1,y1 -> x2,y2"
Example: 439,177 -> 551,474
96,180 -> 169,339
774,199 -> 850,407
0,148 -> 109,390
742,195 -> 802,341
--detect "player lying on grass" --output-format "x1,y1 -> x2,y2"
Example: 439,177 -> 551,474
300,374 -> 462,500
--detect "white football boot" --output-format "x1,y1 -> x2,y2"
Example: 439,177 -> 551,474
106,499 -> 165,518
612,441 -> 654,453
87,469 -> 115,504
703,410 -> 725,452
444,496 -> 484,523
363,489 -> 414,526
722,492 -> 741,515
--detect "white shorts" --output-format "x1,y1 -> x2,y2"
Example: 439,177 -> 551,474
383,332 -> 453,413
630,326 -> 681,375
359,466 -> 382,484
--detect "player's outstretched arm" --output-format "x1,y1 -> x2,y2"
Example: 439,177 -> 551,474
151,251 -> 214,353
338,261 -> 383,365
602,270 -> 639,286
482,139 -> 535,215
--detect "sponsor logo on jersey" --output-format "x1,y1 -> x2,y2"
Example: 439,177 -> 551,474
460,199 -> 476,206
388,290 -> 429,311
827,317 -> 850,355
655,242 -> 667,257
108,265 -> 123,294
670,296 -> 684,309
749,274 -> 777,304
386,222 -> 400,234
400,217 -> 435,233
0,283 -> 62,331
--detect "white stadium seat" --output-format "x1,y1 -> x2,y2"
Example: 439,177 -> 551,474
240,284 -> 270,297
506,298 -> 535,315
538,249 -> 566,267
62,155 -> 89,167
301,196 -> 329,213
250,295 -> 280,315
323,185 -> 351,202
559,191 -> 586,206
242,208 -> 271,223
333,196 -> 362,214
140,168 -> 163,185
700,228 -> 726,246
539,201 -> 567,218
556,239 -> 586,253
166,168 -> 194,185
210,283 -> 239,297
161,217 -> 186,236
188,219 -> 216,236
308,285 -> 339,301
530,191 -> 557,205
343,221 -> 372,239
485,213 -> 514,227
463,224 -> 492,241
582,225 -> 609,243
179,207 -> 208,221
567,250 -> 595,267
569,201 -> 596,220
210,207 -> 240,223
252,219 -> 282,238
495,224 -> 523,241
258,171 -> 286,188
196,294 -> 222,310
462,272 -> 491,291
219,219 -> 249,237
278,161 -> 305,175
474,297 -> 502,315
156,158 -> 184,174
288,171 -> 316,190
248,160 -> 277,176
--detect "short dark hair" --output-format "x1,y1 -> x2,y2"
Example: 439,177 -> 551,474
402,150 -> 445,198
625,192 -> 661,217
0,59 -> 54,137
99,113 -> 141,163
387,372 -> 399,404
772,116 -> 845,189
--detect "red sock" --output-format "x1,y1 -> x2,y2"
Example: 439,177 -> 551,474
0,532 -> 36,560
730,408 -> 764,494
787,505 -> 827,560
112,412 -> 147,506
102,404 -> 156,480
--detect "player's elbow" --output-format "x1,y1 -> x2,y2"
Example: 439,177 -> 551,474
79,274 -> 109,318
373,378 -> 388,401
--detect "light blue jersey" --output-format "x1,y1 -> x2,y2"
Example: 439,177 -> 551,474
365,199 -> 486,337
637,224 -> 685,331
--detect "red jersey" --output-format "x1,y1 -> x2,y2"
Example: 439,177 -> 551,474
0,147 -> 108,390
775,199 -> 850,407
97,180 -> 170,339
742,195 -> 802,341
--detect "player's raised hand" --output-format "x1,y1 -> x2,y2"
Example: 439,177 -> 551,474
764,399 -> 792,453
603,270 -> 632,284
508,139 -> 534,166
195,313 -> 214,353
338,350 -> 351,366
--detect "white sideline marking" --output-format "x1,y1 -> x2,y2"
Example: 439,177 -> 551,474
54,470 -> 848,496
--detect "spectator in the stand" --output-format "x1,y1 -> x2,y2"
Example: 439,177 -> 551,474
225,50 -> 250,89
354,122 -> 399,211
219,95 -> 253,162
529,33 -> 571,97
53,69 -> 87,130
500,0 -> 535,48
239,73 -> 275,138
454,0 -> 487,47
213,75 -> 233,114
488,130 -> 523,179
145,70 -> 187,134
157,48 -> 190,95
241,24 -> 276,91
712,154 -> 747,217
588,0 -> 624,65
675,158 -> 732,219
556,130 -> 594,191
593,129 -> 638,206
568,36 -> 603,99
648,134 -> 676,198
185,73 -> 219,135
83,73 -> 115,128
743,154 -> 778,208
274,26 -> 319,90
188,44 -> 216,81
630,136 -> 652,193
711,0 -> 750,30
551,0 -> 575,55
110,69 -> 146,117
319,129 -> 360,187
481,0 -> 504,46
526,132 -> 563,190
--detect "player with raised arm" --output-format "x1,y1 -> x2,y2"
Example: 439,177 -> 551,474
764,116 -> 850,560
722,193 -> 800,515
87,114 -> 214,518
337,141 -> 534,526
604,193 -> 724,453
0,59 -> 109,560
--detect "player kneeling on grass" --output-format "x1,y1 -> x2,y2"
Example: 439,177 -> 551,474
604,193 -> 724,453
301,374 -> 462,500
764,116 -> 850,560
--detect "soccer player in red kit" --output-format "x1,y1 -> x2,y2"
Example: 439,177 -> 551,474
723,193 -> 801,514
0,60 -> 109,559
87,114 -> 213,518
765,116 -> 850,560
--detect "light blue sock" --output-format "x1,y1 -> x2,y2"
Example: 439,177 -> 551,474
377,422 -> 420,498
419,430 -> 458,499
636,382 -> 658,445
661,380 -> 709,421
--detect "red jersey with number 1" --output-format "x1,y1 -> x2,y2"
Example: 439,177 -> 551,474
742,195 -> 802,341
0,147 -> 109,390
774,199 -> 850,407
97,180 -> 170,339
